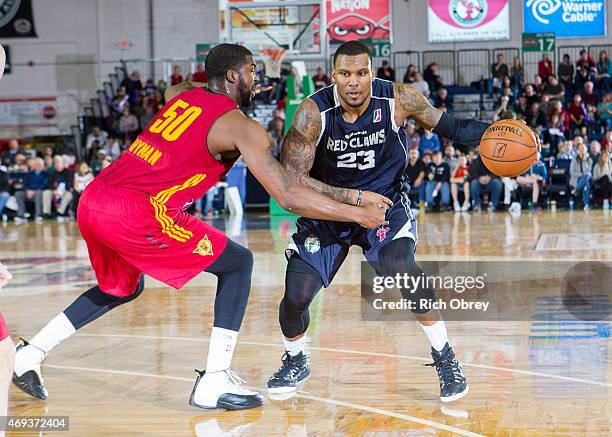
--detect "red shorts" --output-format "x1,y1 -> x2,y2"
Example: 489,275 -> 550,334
0,312 -> 9,341
77,179 -> 227,297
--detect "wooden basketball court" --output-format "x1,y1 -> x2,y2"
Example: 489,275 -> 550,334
2,210 -> 611,436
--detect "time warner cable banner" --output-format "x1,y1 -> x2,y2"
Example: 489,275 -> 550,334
427,0 -> 510,43
523,0 -> 606,38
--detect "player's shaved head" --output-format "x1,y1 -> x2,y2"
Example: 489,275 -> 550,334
333,41 -> 371,68
205,43 -> 253,81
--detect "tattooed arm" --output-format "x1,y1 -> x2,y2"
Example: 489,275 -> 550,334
394,83 -> 490,149
281,99 -> 393,208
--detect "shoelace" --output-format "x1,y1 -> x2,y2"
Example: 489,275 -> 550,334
274,352 -> 302,380
225,369 -> 246,386
426,354 -> 463,384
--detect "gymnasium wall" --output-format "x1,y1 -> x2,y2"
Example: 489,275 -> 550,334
390,0 -> 612,52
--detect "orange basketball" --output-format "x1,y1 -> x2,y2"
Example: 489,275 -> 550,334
479,119 -> 540,177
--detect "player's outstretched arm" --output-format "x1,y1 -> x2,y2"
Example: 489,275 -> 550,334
393,83 -> 490,149
281,99 -> 392,208
235,117 -> 389,228
164,81 -> 208,101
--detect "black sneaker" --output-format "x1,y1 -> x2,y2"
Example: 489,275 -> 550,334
12,339 -> 48,400
267,352 -> 310,394
426,343 -> 469,402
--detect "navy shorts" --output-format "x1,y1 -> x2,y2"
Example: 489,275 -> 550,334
286,193 -> 418,287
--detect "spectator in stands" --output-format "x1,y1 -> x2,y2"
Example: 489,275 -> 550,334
450,154 -> 470,212
403,64 -> 417,84
549,100 -> 569,132
15,157 -> 48,223
574,64 -> 592,92
139,105 -> 155,130
592,148 -> 611,203
568,93 -> 589,135
432,88 -> 453,113
590,140 -> 601,163
405,148 -> 425,204
570,143 -> 593,209
170,65 -> 183,86
582,81 -> 599,108
500,85 -> 515,106
538,53 -> 553,81
411,72 -> 430,97
419,129 -> 441,154
443,144 -> 457,167
526,102 -> 546,130
144,79 -> 156,95
534,75 -> 546,96
377,60 -> 395,82
72,162 -> 94,217
118,108 -> 140,140
597,92 -> 612,132
524,84 -> 538,106
103,136 -> 122,160
424,62 -> 442,93
558,54 -> 574,85
422,151 -> 432,167
545,75 -> 565,103
469,156 -> 502,212
43,155 -> 53,171
312,67 -> 331,90
516,158 -> 548,209
557,140 -> 576,160
602,130 -> 612,151
267,117 -> 284,159
10,153 -> 28,173
514,94 -> 529,119
3,139 -> 23,165
539,93 -> 552,116
405,121 -> 420,150
596,51 -> 612,92
576,50 -> 596,77
86,126 -> 109,152
510,57 -> 525,95
121,70 -> 143,102
111,86 -> 130,116
493,95 -> 516,122
42,155 -> 74,221
425,151 -> 450,211
489,53 -> 509,95
193,63 -> 208,83
545,113 -> 565,155
0,165 -> 10,222
90,151 -> 106,176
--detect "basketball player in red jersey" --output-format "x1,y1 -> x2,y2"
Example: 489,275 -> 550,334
12,44 -> 390,411
0,262 -> 14,434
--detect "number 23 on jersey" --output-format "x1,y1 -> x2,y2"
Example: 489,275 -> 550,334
149,99 -> 202,141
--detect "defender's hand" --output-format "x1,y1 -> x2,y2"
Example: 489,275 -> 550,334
356,203 -> 389,229
360,191 -> 393,209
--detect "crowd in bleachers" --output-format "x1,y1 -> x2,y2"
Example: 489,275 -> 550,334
401,50 -> 612,212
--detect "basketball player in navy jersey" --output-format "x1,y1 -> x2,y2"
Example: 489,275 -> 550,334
267,41 -> 495,402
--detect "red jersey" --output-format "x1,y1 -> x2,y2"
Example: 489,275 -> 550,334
0,312 -> 9,341
100,88 -> 238,211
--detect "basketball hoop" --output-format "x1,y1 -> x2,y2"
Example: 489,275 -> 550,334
258,48 -> 287,79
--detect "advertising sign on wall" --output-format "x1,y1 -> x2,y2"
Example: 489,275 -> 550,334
428,0 -> 510,43
523,0 -> 606,38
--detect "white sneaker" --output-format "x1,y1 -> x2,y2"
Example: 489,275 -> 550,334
35,216 -> 43,223
14,216 -> 27,224
453,202 -> 461,212
461,201 -> 470,212
189,369 -> 263,411
12,340 -> 48,400
56,216 -> 66,223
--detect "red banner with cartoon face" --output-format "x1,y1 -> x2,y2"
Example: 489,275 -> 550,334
326,0 -> 391,45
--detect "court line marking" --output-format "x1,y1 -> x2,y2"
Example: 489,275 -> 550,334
76,333 -> 612,388
45,363 -> 485,437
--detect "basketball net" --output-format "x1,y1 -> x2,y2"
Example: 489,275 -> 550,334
258,48 -> 287,79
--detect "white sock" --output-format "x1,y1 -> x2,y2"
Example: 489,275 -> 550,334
420,321 -> 449,352
29,312 -> 76,354
205,327 -> 238,373
283,336 -> 306,357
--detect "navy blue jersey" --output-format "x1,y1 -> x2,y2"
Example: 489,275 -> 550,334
309,78 -> 409,202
